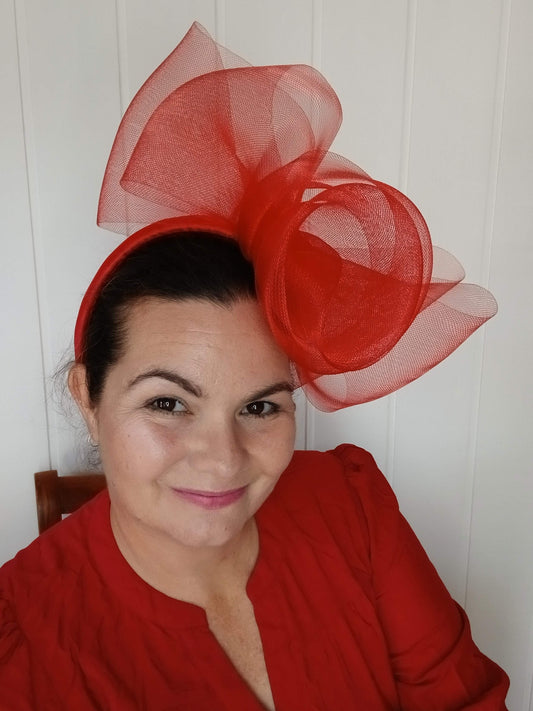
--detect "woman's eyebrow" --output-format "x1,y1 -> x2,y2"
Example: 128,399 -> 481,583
127,371 -> 293,402
245,382 -> 294,402
127,369 -> 202,397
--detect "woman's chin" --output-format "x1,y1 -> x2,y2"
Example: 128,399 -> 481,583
144,504 -> 254,552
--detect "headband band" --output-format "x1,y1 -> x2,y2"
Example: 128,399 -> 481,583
75,22 -> 497,411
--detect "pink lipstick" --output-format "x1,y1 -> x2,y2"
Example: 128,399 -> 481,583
172,485 -> 247,509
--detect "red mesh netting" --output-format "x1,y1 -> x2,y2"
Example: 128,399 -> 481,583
79,22 -> 497,411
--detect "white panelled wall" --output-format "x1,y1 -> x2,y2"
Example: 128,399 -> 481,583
1,1 -> 531,707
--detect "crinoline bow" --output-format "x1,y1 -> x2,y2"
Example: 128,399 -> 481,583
75,22 -> 497,411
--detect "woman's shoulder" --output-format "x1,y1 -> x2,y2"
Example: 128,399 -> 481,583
290,442 -> 378,469
0,493 -> 109,709
0,491 -> 109,619
280,444 -> 398,515
287,443 -> 391,486
265,444 -> 401,559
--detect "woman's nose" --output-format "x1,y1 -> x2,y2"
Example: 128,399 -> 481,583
188,418 -> 246,482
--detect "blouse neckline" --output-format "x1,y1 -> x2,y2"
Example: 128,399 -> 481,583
86,490 -> 275,632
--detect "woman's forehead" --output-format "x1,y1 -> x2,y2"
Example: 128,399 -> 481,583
118,296 -> 291,378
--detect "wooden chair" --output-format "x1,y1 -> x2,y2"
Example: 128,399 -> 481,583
34,470 -> 106,534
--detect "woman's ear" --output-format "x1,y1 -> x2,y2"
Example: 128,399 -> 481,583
68,363 -> 99,444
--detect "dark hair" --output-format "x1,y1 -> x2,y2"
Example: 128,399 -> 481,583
81,232 -> 256,403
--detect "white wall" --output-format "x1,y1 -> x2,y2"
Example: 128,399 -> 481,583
1,1 -> 531,707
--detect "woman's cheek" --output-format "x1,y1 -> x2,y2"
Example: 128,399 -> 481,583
246,417 -> 295,470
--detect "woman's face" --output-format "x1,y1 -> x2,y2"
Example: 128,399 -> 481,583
74,297 -> 296,551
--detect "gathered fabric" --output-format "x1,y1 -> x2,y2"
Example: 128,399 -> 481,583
75,22 -> 497,410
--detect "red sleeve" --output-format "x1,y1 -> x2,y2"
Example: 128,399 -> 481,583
0,596 -> 35,710
1,557 -> 65,711
333,444 -> 510,711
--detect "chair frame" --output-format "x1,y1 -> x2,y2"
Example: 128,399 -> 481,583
34,470 -> 106,534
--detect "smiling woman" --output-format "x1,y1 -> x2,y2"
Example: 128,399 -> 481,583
71,294 -> 296,558
0,22 -> 509,711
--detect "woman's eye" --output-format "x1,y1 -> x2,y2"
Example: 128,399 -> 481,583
242,401 -> 278,417
149,398 -> 186,414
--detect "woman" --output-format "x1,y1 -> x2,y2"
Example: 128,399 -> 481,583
0,23 -> 508,710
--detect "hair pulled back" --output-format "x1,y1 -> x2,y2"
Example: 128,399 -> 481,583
81,232 -> 256,404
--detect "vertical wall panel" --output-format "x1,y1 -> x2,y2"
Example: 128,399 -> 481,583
406,0 -> 502,275
467,0 -> 533,707
392,0 -> 504,603
0,0 -> 49,561
320,0 -> 410,182
20,0 -> 125,473
224,0 -> 313,64
119,0 -> 218,103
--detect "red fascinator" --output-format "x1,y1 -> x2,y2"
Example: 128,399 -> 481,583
75,22 -> 497,412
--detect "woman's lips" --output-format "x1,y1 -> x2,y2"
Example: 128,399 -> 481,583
171,485 -> 247,509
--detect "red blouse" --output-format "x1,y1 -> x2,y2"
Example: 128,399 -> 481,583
0,445 -> 509,710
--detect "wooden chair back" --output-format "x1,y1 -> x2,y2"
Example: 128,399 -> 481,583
34,470 -> 106,534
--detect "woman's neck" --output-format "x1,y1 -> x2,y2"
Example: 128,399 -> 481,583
109,504 -> 259,607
